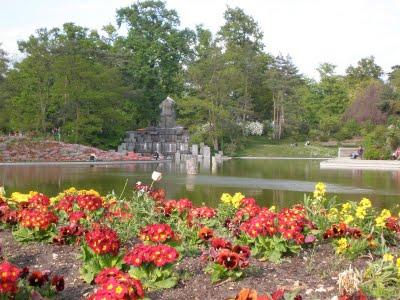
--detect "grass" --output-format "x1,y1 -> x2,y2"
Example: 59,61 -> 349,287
233,136 -> 338,158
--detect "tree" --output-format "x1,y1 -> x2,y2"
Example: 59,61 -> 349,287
5,23 -> 129,148
0,44 -> 9,131
116,0 -> 194,126
266,55 -> 304,139
346,56 -> 383,82
343,80 -> 386,125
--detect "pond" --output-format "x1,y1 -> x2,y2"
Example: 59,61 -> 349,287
1,159 -> 399,209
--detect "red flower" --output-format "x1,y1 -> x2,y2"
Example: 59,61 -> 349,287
90,269 -> 145,299
198,227 -> 214,241
124,244 -> 179,268
0,261 -> 21,294
216,249 -> 241,270
55,195 -> 75,213
139,223 -> 175,243
211,237 -> 232,250
19,209 -> 58,230
69,211 -> 87,224
51,275 -> 65,292
232,245 -> 251,259
28,193 -> 50,208
28,270 -> 50,287
85,226 -> 120,256
77,194 -> 103,211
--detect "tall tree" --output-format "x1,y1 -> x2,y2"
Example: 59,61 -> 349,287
116,0 -> 194,126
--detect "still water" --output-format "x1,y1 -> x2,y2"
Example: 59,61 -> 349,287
0,159 -> 399,209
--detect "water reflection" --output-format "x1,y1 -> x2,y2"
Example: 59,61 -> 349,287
0,159 -> 399,209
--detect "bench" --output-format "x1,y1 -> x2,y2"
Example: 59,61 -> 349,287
338,147 -> 359,158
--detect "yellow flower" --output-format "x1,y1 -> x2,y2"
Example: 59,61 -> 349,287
375,209 -> 392,228
10,191 -> 37,203
375,216 -> 385,227
341,202 -> 352,214
313,182 -> 326,199
355,206 -> 367,219
220,193 -> 232,204
336,238 -> 348,254
328,208 -> 339,221
231,192 -> 245,208
344,214 -> 354,225
270,205 -> 276,212
381,209 -> 391,219
359,198 -> 371,208
383,253 -> 394,262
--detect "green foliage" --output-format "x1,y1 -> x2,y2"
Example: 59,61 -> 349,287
79,243 -> 123,283
12,224 -> 57,243
244,235 -> 301,263
128,264 -> 178,290
360,258 -> 400,299
205,263 -> 243,284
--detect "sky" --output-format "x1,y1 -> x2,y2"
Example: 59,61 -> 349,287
1,0 -> 399,79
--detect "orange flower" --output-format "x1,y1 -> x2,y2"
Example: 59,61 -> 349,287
234,288 -> 258,300
198,227 -> 214,241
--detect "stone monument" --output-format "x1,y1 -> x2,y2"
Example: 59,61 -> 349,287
159,96 -> 176,128
117,96 -> 191,157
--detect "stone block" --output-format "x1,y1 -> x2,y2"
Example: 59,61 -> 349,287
191,144 -> 199,156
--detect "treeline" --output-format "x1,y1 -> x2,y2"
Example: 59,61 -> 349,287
0,1 -> 399,156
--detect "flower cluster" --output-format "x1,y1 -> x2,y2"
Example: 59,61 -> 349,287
231,287 -> 302,300
385,216 -> 400,233
243,121 -> 264,136
313,182 -> 326,200
139,223 -> 175,243
240,205 -> 314,245
19,208 -> 58,230
0,261 -> 64,296
27,193 -> 51,209
221,192 -> 245,208
10,191 -> 38,203
203,236 -> 250,270
123,244 -> 179,267
85,226 -> 120,256
77,194 -> 103,211
0,261 -> 21,294
375,209 -> 391,228
88,268 -> 144,300
53,223 -> 85,245
324,223 -> 362,239
163,198 -> 193,215
189,206 -> 216,220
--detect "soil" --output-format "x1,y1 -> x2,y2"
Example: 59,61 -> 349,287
1,229 -> 372,300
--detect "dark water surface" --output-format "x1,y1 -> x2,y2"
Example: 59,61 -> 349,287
0,159 -> 399,209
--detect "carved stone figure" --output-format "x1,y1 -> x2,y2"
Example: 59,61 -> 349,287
159,96 -> 176,128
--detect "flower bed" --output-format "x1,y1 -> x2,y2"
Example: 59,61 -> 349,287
1,178 -> 400,299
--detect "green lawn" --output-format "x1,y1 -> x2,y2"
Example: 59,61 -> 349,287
233,136 -> 338,158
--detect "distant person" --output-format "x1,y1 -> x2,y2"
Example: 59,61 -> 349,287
153,151 -> 159,160
89,153 -> 97,161
392,147 -> 400,160
357,146 -> 364,159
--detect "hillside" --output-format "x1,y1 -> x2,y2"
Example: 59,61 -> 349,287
0,136 -> 149,162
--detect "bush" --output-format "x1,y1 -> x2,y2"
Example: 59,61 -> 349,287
362,126 -> 391,160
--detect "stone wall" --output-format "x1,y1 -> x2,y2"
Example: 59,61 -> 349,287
118,126 -> 190,156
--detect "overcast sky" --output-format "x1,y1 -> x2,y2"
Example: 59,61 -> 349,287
1,0 -> 399,79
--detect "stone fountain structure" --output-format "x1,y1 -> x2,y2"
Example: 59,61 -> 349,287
117,97 -> 191,157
